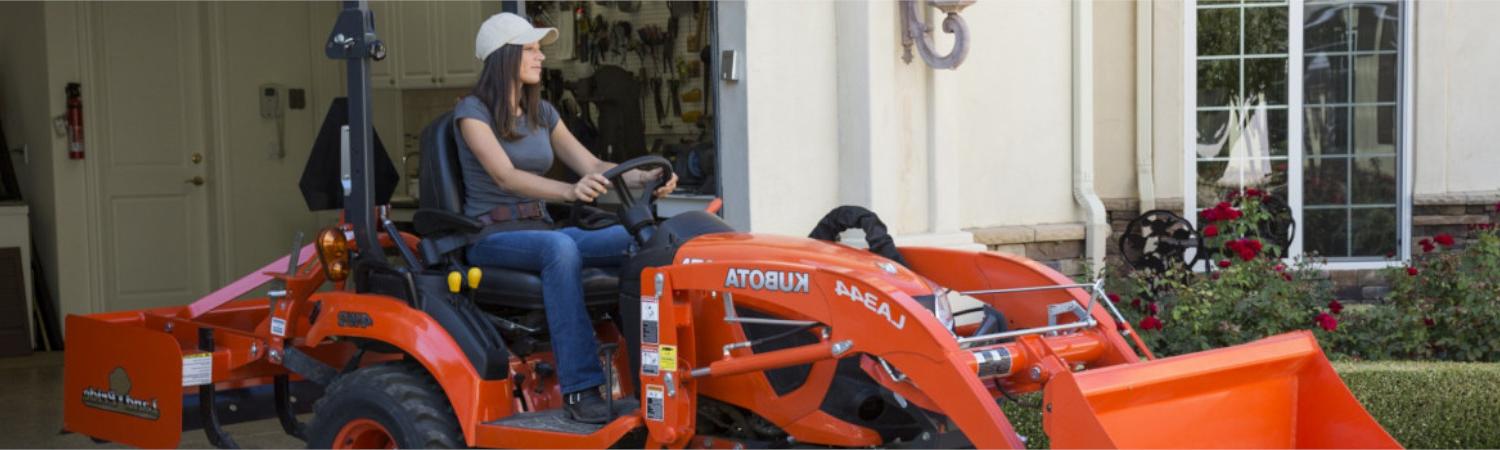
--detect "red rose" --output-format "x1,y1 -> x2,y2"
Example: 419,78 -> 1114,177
1328,299 -> 1344,315
1131,298 -> 1142,310
1424,317 -> 1436,327
1200,208 -> 1219,222
1245,188 -> 1262,198
1273,263 -> 1286,272
1435,233 -> 1455,247
1139,316 -> 1163,331
1107,293 -> 1120,303
1147,302 -> 1160,315
1282,273 -> 1293,281
1315,312 -> 1338,332
1218,260 -> 1232,269
1211,272 -> 1221,280
1407,267 -> 1419,276
1203,224 -> 1219,237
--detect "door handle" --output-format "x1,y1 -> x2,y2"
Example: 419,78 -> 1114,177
185,176 -> 206,186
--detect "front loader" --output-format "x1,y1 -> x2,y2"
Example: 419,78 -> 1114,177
61,2 -> 1398,448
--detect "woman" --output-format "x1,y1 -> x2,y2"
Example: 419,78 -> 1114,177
457,13 -> 676,424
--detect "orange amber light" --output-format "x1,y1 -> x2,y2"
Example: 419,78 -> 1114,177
316,227 -> 350,281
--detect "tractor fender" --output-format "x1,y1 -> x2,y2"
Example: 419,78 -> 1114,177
304,292 -> 507,446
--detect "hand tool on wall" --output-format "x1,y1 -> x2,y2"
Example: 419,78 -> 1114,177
663,16 -> 679,74
651,78 -> 665,123
668,79 -> 681,117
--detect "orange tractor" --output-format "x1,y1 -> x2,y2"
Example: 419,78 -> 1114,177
62,2 -> 1399,448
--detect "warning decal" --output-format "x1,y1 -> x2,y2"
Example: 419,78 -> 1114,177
182,353 -> 213,387
645,385 -> 665,421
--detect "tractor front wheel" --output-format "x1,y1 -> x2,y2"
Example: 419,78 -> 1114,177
306,362 -> 463,449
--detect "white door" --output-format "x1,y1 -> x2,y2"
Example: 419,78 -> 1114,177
90,2 -> 213,312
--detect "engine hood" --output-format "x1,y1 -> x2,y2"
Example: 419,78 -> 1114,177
675,233 -> 936,299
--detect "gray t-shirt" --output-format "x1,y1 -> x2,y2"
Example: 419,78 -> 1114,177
453,95 -> 561,218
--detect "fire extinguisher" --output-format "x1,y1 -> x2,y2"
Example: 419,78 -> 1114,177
65,82 -> 84,160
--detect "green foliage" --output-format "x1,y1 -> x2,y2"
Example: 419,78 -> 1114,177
996,361 -> 1500,449
1109,258 -> 1335,357
1326,229 -> 1500,362
1109,189 -> 1337,357
1334,361 -> 1500,448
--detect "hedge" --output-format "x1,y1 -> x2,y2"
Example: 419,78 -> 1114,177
993,360 -> 1500,448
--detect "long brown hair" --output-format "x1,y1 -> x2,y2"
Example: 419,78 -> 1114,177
471,44 -> 543,141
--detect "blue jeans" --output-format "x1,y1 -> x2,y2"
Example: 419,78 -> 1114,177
467,225 -> 633,394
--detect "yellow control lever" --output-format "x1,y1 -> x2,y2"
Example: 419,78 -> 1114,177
447,271 -> 462,294
467,267 -> 482,290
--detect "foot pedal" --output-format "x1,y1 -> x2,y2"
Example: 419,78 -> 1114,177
487,402 -> 640,435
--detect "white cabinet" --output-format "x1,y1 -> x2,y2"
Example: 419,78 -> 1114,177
374,1 -> 498,89
435,1 -> 490,86
395,1 -> 438,88
369,1 -> 399,88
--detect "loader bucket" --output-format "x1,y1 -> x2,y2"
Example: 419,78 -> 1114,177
1044,332 -> 1399,449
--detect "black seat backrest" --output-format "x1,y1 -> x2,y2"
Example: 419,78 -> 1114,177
419,111 -> 465,215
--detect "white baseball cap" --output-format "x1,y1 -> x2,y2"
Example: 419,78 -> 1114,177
474,13 -> 558,61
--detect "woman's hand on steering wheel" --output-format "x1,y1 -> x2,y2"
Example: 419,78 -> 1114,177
570,173 -> 611,203
634,168 -> 678,198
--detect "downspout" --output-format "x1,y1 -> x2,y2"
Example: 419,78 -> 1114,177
1136,0 -> 1157,212
1073,0 -> 1108,276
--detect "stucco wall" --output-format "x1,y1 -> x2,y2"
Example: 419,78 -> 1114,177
739,1 -> 843,236
736,1 -> 1084,237
1413,0 -> 1500,198
1093,0 -> 1139,201
1092,0 -> 1186,206
953,0 -> 1079,228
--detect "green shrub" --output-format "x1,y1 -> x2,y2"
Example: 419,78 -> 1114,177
1326,227 -> 1500,361
995,361 -> 1500,448
1335,361 -> 1500,448
1109,258 -> 1337,357
1105,189 -> 1343,357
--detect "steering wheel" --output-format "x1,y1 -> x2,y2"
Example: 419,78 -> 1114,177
570,155 -> 674,245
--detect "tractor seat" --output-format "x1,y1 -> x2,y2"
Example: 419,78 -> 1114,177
417,111 -> 619,311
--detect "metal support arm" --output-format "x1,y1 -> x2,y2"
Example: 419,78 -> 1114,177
901,0 -> 977,70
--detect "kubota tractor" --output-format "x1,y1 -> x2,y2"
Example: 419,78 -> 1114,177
61,2 -> 1400,448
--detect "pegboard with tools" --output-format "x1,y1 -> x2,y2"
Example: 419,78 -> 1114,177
526,1 -> 714,160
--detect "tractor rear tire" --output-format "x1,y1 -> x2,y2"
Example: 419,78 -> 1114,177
306,361 -> 463,449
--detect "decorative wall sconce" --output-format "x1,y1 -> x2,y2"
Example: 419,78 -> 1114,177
901,0 -> 976,70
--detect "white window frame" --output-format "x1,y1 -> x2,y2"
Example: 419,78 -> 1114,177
1184,0 -> 1414,269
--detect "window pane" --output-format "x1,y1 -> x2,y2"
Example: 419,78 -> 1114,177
1352,105 -> 1397,154
1267,108 -> 1288,156
1305,4 -> 1349,53
1352,156 -> 1398,204
1352,54 -> 1399,103
1246,7 -> 1289,54
1198,60 -> 1240,107
1305,106 -> 1349,155
1197,111 -> 1233,158
1304,54 -> 1349,104
1352,2 -> 1400,51
1198,8 -> 1241,56
1351,208 -> 1398,256
1305,157 -> 1349,205
1305,209 -> 1350,257
1245,57 -> 1288,105
1199,159 -> 1287,198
